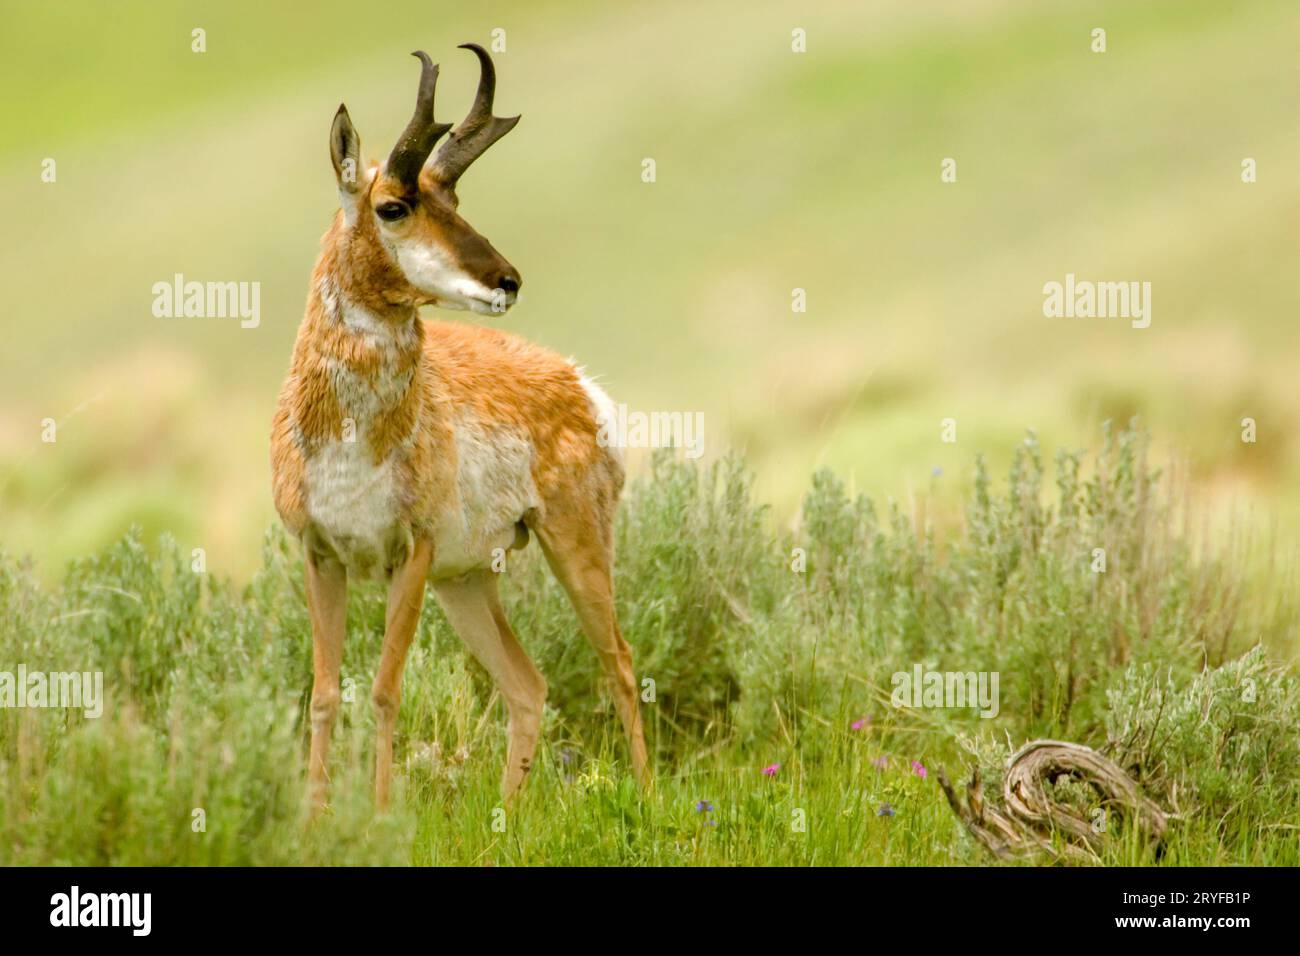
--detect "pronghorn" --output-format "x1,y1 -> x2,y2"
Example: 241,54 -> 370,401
271,44 -> 649,810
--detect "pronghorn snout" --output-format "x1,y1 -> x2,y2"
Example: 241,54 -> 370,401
458,233 -> 521,311
490,267 -> 521,304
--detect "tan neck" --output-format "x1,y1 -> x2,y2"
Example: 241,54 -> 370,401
290,236 -> 429,459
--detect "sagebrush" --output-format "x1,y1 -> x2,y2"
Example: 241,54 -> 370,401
1,423 -> 1295,864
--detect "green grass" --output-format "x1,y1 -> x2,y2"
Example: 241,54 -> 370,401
2,425 -> 1297,865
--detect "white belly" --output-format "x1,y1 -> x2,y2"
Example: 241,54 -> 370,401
305,440 -> 402,579
429,418 -> 540,579
304,419 -> 541,581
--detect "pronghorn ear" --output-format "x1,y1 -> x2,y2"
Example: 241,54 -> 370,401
329,104 -> 364,199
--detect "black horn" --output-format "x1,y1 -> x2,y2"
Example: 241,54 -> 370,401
385,51 -> 452,188
428,43 -> 520,187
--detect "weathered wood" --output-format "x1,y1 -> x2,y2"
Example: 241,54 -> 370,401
939,739 -> 1167,863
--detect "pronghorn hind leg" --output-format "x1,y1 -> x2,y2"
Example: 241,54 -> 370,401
371,537 -> 433,811
534,512 -> 650,787
432,570 -> 546,802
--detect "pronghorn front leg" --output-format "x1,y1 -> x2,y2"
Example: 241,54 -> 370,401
304,544 -> 348,814
372,536 -> 433,810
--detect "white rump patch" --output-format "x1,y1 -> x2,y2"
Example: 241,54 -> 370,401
576,370 -> 624,468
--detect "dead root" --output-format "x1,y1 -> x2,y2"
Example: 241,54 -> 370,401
937,739 -> 1167,863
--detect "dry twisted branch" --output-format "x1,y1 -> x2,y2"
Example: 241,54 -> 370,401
938,739 -> 1167,863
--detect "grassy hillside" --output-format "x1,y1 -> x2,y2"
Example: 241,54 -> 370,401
2,428 -> 1297,865
2,0 -> 1298,580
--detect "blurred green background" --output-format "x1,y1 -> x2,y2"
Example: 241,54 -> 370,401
2,0 -> 1297,581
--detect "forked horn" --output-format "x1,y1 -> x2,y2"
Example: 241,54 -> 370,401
386,51 -> 452,189
428,43 -> 520,187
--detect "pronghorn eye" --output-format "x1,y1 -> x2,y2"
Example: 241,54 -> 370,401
375,201 -> 409,222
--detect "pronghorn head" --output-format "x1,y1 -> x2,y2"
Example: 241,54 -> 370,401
329,44 -> 522,315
